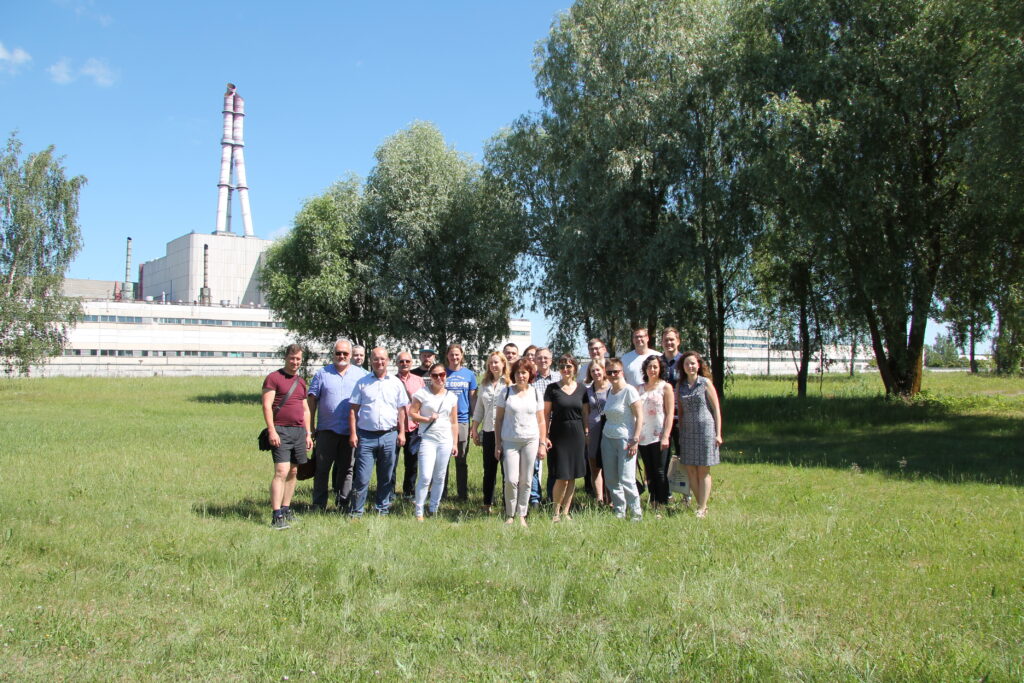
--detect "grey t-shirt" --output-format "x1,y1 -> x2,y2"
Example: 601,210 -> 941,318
602,384 -> 640,440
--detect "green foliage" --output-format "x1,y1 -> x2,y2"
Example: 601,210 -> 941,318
263,123 -> 525,355
925,332 -> 964,368
262,177 -> 363,346
490,0 -> 757,386
0,373 -> 1021,679
363,122 -> 525,354
0,133 -> 84,376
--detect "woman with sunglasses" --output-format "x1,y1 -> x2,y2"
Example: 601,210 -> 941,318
471,351 -> 511,514
543,354 -> 589,522
494,358 -> 547,527
600,357 -> 645,520
638,354 -> 674,516
676,351 -> 722,518
409,362 -> 459,520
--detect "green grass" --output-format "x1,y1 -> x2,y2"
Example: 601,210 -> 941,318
0,372 -> 1021,681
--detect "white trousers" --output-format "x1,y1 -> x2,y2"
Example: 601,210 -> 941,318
415,438 -> 452,516
502,437 -> 538,518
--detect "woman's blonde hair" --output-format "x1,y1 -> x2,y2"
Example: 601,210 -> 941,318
481,350 -> 510,386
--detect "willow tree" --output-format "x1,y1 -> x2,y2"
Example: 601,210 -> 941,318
361,122 -> 524,357
0,134 -> 85,375
740,0 -> 1012,396
489,0 -> 757,394
261,176 -> 374,349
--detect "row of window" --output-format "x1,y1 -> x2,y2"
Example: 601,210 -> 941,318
62,349 -> 280,358
80,314 -> 285,328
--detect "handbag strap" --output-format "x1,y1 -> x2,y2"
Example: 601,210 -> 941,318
273,376 -> 301,417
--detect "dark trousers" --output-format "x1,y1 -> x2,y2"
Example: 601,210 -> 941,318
390,429 -> 420,496
638,443 -> 669,505
313,430 -> 354,509
442,423 -> 469,501
481,430 -> 504,506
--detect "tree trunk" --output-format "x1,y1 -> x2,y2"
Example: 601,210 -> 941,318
797,294 -> 809,398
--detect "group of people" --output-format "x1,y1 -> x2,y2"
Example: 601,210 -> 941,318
260,327 -> 723,530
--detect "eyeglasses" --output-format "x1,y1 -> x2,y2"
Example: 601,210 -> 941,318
398,359 -> 412,363
333,351 -> 349,356
430,372 -> 447,379
558,362 -> 574,369
607,369 -> 622,376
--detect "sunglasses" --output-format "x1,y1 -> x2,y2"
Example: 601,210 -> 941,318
430,372 -> 447,379
607,369 -> 622,376
333,351 -> 350,356
398,359 -> 412,363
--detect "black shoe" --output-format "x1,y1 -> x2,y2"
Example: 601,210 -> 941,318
271,516 -> 290,530
283,509 -> 296,522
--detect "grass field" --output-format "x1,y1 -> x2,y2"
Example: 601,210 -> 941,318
0,371 -> 1021,680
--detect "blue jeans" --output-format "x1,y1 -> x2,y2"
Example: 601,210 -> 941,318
350,429 -> 398,516
530,458 -> 543,504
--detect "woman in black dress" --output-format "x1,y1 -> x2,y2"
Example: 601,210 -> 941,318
544,354 -> 589,522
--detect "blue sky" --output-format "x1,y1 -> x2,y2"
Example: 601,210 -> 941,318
2,0 -> 567,341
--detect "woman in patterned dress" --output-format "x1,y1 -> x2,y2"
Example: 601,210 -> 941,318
676,351 -> 722,518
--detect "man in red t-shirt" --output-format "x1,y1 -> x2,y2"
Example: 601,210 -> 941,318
262,344 -> 313,529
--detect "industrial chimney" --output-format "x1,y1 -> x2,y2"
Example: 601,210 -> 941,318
122,236 -> 134,301
214,83 -> 255,237
199,244 -> 212,306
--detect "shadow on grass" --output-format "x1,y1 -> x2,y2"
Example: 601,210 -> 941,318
191,392 -> 260,406
192,497 -> 323,522
726,396 -> 1024,485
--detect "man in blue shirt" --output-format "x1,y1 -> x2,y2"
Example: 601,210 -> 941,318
307,339 -> 368,512
348,347 -> 409,516
443,343 -> 477,502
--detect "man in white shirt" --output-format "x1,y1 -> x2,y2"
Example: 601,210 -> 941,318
620,328 -> 659,387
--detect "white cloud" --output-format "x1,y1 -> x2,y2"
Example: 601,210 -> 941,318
47,56 -> 117,86
0,42 -> 32,74
80,57 -> 115,86
48,57 -> 74,84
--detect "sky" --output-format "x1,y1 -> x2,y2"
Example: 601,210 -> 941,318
1,0 -> 568,342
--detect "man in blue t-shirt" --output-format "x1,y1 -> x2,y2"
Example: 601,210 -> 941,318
443,343 -> 477,502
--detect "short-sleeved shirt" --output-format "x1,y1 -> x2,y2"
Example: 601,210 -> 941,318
350,373 -> 410,432
621,350 -> 660,388
307,364 -> 368,434
496,385 -> 544,442
397,372 -> 426,431
602,384 -> 641,440
412,387 -> 459,442
445,367 -> 478,423
263,369 -> 307,427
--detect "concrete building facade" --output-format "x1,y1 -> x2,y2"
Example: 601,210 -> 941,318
138,231 -> 271,307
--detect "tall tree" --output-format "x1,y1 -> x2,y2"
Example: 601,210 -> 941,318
490,0 -> 756,395
261,176 -> 372,348
741,0 -> 1000,396
0,134 -> 85,375
361,122 -> 525,357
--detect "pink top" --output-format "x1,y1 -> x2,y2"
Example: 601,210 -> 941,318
397,371 -> 426,432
